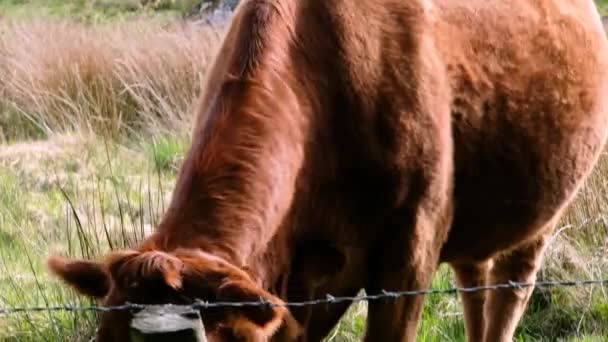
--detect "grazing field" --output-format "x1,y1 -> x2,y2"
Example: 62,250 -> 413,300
0,1 -> 607,341
598,0 -> 608,13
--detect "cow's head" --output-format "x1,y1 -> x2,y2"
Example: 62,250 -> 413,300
47,248 -> 300,341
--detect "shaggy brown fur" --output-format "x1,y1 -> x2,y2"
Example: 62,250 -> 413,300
47,0 -> 608,341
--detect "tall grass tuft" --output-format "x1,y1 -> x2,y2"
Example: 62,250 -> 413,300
0,18 -> 223,141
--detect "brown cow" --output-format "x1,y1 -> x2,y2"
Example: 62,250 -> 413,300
47,0 -> 608,341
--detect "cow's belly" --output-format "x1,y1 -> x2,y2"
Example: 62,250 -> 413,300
439,111 -> 608,263
434,6 -> 608,262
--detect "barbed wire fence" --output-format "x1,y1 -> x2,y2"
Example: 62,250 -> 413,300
0,224 -> 606,342
0,194 -> 607,339
2,213 -> 606,315
1,278 -> 607,315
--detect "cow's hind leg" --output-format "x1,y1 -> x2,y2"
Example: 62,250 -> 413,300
450,260 -> 491,342
482,233 -> 551,342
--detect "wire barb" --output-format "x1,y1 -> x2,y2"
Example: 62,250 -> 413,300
1,278 -> 606,315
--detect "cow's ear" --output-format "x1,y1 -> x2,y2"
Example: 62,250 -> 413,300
47,255 -> 110,298
216,278 -> 297,340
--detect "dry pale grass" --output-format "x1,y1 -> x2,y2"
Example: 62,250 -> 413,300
0,17 -> 224,141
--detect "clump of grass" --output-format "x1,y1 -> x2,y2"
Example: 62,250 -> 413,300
146,135 -> 189,172
0,18 -> 223,141
0,134 -> 178,341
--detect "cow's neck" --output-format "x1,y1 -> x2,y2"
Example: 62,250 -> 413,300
153,1 -> 309,274
157,75 -> 308,266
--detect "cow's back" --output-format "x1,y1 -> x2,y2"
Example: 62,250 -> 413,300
432,0 -> 608,262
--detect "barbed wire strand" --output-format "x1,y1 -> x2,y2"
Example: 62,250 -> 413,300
1,278 -> 606,315
1,215 -> 606,316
